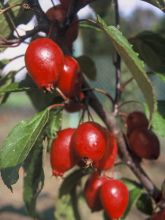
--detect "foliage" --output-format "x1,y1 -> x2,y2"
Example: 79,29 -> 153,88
0,0 -> 165,220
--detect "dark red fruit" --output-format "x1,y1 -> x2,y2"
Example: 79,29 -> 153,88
128,128 -> 160,160
127,111 -> 149,135
100,179 -> 129,219
151,209 -> 165,220
93,133 -> 118,170
25,38 -> 64,90
84,172 -> 108,211
71,122 -> 107,162
58,55 -> 82,98
46,5 -> 65,23
50,128 -> 76,176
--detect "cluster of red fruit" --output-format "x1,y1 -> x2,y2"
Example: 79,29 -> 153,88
127,111 -> 160,160
50,121 -> 129,219
50,121 -> 118,176
25,37 -> 82,99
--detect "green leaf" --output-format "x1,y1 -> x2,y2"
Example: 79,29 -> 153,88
0,82 -> 30,94
23,142 -> 44,217
55,168 -> 88,220
70,188 -> 81,220
25,77 -> 62,111
152,101 -> 165,137
0,109 -> 49,168
141,0 -> 165,11
45,109 -> 62,151
55,194 -> 77,220
76,56 -> 97,80
59,168 -> 91,197
1,164 -> 21,191
103,212 -> 110,220
122,178 -> 143,218
157,73 -> 165,84
0,0 -> 24,37
136,193 -> 153,215
56,167 -> 87,220
129,31 -> 165,73
80,23 -> 101,31
96,16 -> 157,121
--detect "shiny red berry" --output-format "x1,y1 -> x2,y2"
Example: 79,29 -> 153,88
128,128 -> 160,160
84,172 -> 108,211
58,55 -> 81,98
50,128 -> 76,176
100,179 -> 129,219
93,133 -> 118,170
25,38 -> 64,90
127,111 -> 149,135
71,122 -> 107,162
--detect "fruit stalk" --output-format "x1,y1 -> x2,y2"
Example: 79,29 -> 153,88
83,79 -> 161,203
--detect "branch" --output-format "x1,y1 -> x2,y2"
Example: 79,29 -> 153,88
83,80 -> 161,202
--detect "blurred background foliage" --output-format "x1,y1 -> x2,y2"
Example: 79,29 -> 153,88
0,1 -> 165,220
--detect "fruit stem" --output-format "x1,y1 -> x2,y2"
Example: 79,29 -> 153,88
94,88 -> 114,105
0,3 -> 22,15
118,100 -> 143,110
48,103 -> 65,110
56,88 -> 69,102
121,77 -> 134,91
83,79 -> 161,203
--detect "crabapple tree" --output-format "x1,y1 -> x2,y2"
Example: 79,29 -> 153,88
0,0 -> 165,220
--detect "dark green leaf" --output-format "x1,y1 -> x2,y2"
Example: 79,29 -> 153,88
24,76 -> 62,111
96,16 -> 157,121
122,178 -> 142,190
59,168 -> 91,197
55,194 -> 76,220
136,193 -> 153,215
76,55 -> 97,80
80,23 -> 101,31
0,82 -> 30,94
45,109 -> 62,151
152,101 -> 165,137
70,188 -> 81,220
129,31 -> 165,73
23,142 -> 44,217
122,178 -> 143,218
55,168 -> 89,220
141,0 -> 165,11
1,164 -> 21,191
0,0 -> 24,37
0,109 -> 49,168
103,211 -> 110,220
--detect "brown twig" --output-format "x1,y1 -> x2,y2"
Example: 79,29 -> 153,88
84,80 -> 161,202
0,3 -> 22,14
